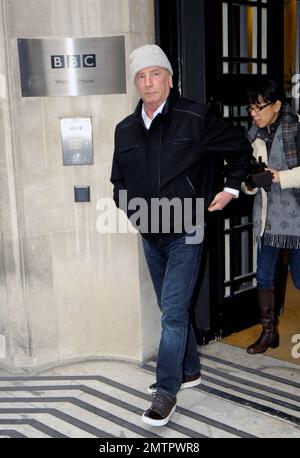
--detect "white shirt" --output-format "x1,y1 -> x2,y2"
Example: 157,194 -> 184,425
142,101 -> 167,129
141,101 -> 239,198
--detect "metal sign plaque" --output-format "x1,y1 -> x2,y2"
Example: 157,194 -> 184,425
18,36 -> 126,97
61,117 -> 93,165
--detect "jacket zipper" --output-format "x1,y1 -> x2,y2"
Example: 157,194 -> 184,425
186,176 -> 196,195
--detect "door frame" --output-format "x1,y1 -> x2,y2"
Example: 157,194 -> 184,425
154,0 -> 285,342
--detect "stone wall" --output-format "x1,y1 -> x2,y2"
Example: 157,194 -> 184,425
0,0 -> 160,372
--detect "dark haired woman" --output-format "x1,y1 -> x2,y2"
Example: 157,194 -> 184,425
244,78 -> 300,354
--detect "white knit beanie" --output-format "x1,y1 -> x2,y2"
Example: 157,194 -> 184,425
129,44 -> 173,80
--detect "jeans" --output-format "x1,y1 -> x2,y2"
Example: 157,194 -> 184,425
142,234 -> 202,398
257,244 -> 300,290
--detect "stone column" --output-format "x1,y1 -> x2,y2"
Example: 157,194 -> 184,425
0,0 -> 160,373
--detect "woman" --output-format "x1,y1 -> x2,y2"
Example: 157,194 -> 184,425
244,78 -> 300,354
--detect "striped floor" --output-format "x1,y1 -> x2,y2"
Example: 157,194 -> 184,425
0,343 -> 299,438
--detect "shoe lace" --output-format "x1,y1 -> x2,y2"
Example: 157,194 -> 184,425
151,393 -> 174,414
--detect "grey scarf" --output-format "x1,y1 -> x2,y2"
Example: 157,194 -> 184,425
252,123 -> 300,248
248,103 -> 300,206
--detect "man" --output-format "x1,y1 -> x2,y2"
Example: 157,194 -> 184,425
110,44 -> 252,426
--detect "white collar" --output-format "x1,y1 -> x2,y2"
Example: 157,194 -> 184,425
142,100 -> 167,129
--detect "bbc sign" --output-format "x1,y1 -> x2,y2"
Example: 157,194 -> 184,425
18,36 -> 126,97
51,54 -> 96,69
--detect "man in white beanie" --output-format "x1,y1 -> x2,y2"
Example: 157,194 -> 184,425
111,44 -> 252,426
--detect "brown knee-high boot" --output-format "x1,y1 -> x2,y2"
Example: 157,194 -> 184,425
247,288 -> 279,354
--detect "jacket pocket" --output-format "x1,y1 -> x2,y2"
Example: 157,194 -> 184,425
117,145 -> 139,154
165,137 -> 193,145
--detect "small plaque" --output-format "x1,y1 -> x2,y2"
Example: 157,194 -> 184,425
74,186 -> 90,202
61,117 -> 93,165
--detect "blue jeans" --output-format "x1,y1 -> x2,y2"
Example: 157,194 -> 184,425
257,244 -> 300,290
142,234 -> 202,398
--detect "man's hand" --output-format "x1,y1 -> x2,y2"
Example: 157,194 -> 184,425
208,191 -> 235,212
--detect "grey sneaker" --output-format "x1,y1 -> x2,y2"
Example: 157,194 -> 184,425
148,371 -> 201,395
142,392 -> 176,426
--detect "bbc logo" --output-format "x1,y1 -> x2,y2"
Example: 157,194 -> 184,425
51,54 -> 96,69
